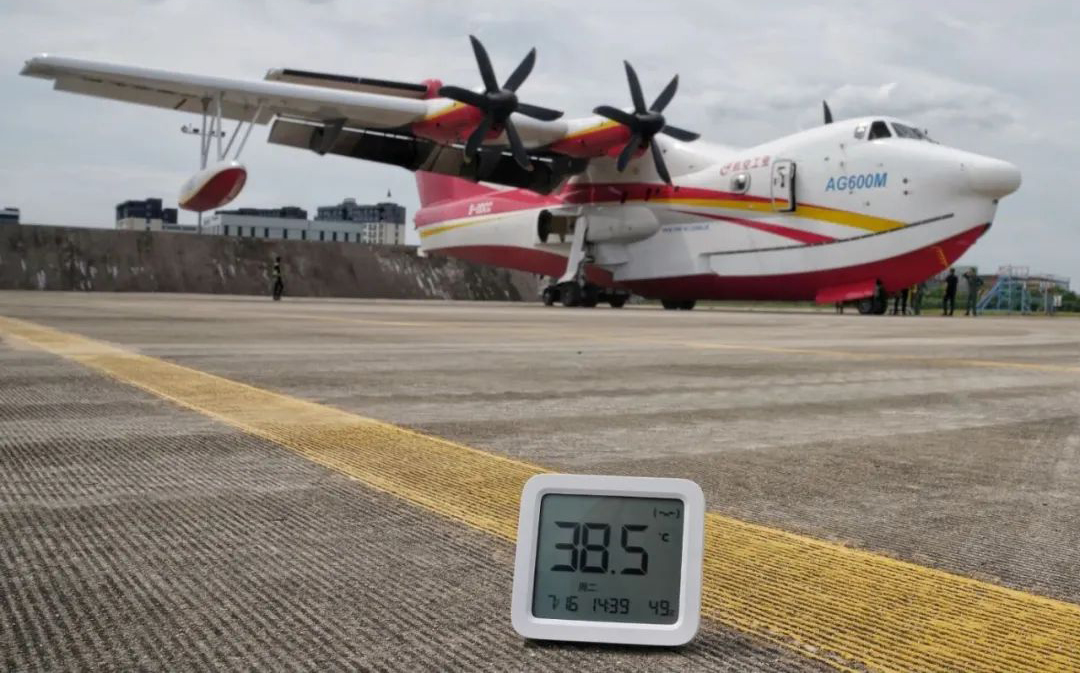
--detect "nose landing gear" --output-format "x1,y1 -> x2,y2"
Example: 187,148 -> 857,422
541,281 -> 631,308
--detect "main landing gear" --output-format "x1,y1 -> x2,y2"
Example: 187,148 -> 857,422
855,295 -> 888,315
542,281 -> 630,308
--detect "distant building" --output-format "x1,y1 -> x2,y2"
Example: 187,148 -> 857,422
0,207 -> 19,224
116,198 -> 179,231
315,198 -> 406,245
205,200 -> 407,245
204,206 -> 314,241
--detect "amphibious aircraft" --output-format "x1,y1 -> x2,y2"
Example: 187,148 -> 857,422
21,38 -> 1021,310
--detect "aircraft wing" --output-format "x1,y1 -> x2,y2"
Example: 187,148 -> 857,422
20,54 -> 590,193
20,55 -> 429,129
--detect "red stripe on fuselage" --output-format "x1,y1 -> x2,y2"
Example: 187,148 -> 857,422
674,210 -> 836,245
414,181 -> 773,229
562,182 -> 773,206
414,188 -> 560,227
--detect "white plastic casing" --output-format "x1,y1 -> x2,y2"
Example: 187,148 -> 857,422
511,474 -> 705,646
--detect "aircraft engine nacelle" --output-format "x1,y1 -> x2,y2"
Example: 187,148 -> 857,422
537,206 -> 662,245
583,206 -> 662,244
178,160 -> 247,212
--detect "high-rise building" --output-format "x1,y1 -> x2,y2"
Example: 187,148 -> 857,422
315,198 -> 406,245
116,198 -> 179,231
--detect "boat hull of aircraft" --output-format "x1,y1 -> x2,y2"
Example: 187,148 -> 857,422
414,169 -> 999,304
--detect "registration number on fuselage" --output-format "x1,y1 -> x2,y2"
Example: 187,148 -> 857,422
826,172 -> 888,192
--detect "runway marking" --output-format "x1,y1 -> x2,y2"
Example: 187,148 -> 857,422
3,314 -> 1080,673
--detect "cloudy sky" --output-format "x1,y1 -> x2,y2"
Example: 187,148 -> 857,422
2,0 -> 1077,281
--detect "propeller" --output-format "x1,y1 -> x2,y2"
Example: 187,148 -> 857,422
592,61 -> 700,184
823,100 -> 834,125
438,35 -> 563,171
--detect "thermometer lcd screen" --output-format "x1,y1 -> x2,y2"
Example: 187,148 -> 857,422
531,493 -> 684,624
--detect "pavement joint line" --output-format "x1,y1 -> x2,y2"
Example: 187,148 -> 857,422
286,312 -> 1080,374
3,313 -> 1080,672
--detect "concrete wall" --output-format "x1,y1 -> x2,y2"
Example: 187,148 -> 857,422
0,224 -> 539,301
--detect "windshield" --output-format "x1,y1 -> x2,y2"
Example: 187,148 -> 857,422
892,122 -> 934,142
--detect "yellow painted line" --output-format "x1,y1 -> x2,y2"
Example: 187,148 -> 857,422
3,314 -> 1080,672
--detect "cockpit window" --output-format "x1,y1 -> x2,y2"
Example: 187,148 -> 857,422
868,120 -> 892,140
892,122 -> 934,142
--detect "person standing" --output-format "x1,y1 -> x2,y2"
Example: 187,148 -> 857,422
964,270 -> 983,316
912,282 -> 925,315
892,287 -> 909,315
272,256 -> 284,301
942,268 -> 958,316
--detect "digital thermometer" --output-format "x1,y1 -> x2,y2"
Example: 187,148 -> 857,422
511,474 -> 705,646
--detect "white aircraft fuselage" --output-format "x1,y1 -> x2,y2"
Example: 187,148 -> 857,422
415,116 -> 1020,303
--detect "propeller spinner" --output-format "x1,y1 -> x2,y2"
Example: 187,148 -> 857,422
438,35 -> 563,171
593,61 -> 700,184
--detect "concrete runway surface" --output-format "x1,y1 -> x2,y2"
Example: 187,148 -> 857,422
1,291 -> 1078,672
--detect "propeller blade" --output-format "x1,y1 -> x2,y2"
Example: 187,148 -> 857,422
823,100 -> 833,124
616,133 -> 642,172
515,102 -> 564,121
438,85 -> 490,109
661,124 -> 700,142
469,35 -> 500,92
650,139 -> 672,184
503,118 -> 532,171
624,61 -> 647,113
650,74 -> 679,113
593,105 -> 638,127
503,47 -> 536,92
465,113 -> 494,161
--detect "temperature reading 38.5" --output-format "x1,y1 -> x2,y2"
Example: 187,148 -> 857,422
531,494 -> 684,625
550,522 -> 648,575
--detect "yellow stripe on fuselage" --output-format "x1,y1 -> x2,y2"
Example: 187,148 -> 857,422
417,212 -> 510,239
417,198 -> 905,242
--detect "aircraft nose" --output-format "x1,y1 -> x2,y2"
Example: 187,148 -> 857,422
966,157 -> 1021,198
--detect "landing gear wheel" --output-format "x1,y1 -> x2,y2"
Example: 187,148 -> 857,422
542,286 -> 557,306
560,282 -> 582,307
608,295 -> 628,308
661,299 -> 681,310
679,300 -> 696,311
857,296 -> 888,315
580,284 -> 600,308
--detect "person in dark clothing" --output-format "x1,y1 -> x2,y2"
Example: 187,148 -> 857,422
892,287 -> 909,315
912,282 -> 926,315
272,256 -> 284,301
872,278 -> 887,314
964,270 -> 983,316
943,268 -> 958,315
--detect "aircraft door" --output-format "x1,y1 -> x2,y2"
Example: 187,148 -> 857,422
770,159 -> 797,212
